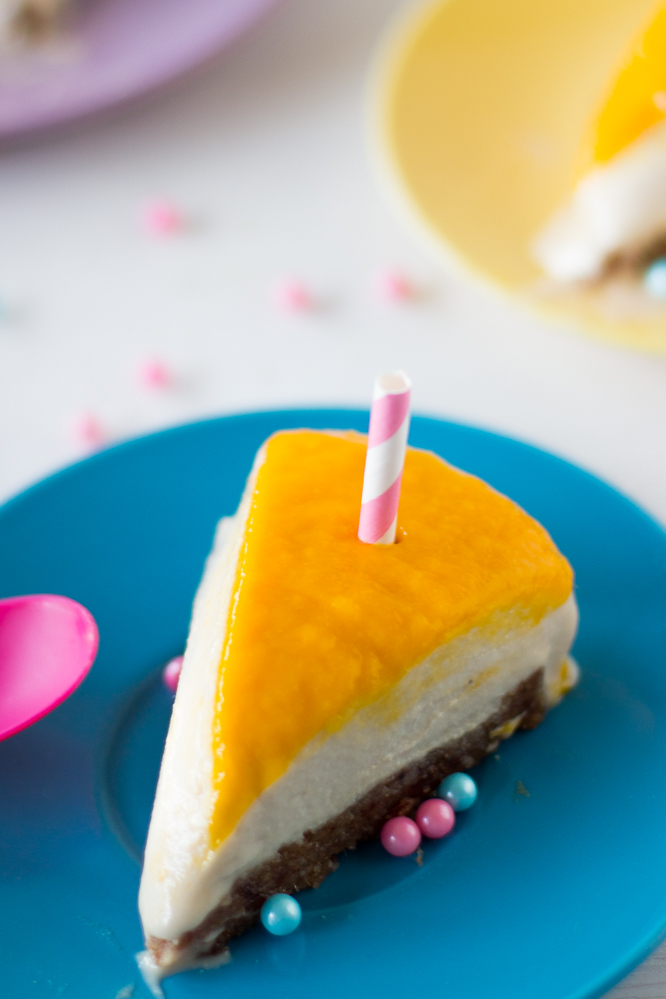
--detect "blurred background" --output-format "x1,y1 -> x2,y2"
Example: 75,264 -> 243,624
1,0 -> 665,532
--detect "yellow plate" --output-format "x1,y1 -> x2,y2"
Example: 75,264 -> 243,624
374,0 -> 666,352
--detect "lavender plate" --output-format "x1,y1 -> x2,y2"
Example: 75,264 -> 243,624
0,0 -> 278,138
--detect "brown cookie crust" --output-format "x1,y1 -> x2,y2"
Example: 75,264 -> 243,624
147,669 -> 546,969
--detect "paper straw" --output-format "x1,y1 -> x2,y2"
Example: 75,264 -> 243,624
358,371 -> 412,544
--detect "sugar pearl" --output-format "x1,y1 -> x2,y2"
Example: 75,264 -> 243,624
137,358 -> 171,389
163,656 -> 183,693
415,798 -> 455,838
644,258 -> 666,299
141,200 -> 183,236
438,772 -> 478,812
260,893 -> 302,936
380,815 -> 421,856
72,412 -> 105,448
272,280 -> 312,312
374,269 -> 413,302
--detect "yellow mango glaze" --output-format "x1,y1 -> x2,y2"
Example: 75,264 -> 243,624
591,1 -> 666,165
210,430 -> 573,850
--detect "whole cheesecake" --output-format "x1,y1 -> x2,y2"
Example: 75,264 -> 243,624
138,429 -> 578,988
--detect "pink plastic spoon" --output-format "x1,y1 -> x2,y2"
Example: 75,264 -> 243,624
0,594 -> 99,741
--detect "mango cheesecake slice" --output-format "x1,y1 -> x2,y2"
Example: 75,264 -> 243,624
533,1 -> 666,286
138,429 -> 578,986
0,0 -> 70,41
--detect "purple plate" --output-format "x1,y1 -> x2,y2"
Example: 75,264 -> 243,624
0,0 -> 279,137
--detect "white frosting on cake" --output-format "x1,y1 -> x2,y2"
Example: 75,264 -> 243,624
532,121 -> 666,282
139,460 -> 579,946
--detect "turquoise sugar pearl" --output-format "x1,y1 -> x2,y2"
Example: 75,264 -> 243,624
438,772 -> 477,812
260,893 -> 302,936
644,258 -> 666,299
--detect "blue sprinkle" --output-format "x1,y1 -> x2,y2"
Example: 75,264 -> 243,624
260,893 -> 301,936
438,772 -> 477,812
644,258 -> 666,299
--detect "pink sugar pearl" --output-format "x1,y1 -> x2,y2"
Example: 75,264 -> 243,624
137,358 -> 171,390
72,412 -> 105,448
375,269 -> 413,302
416,798 -> 455,839
163,656 -> 183,693
381,816 -> 421,856
272,280 -> 312,312
141,200 -> 183,236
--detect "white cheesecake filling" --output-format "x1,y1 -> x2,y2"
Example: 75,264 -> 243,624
532,120 -> 666,282
139,473 -> 579,943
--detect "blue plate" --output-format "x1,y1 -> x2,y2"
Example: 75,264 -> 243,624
1,410 -> 666,999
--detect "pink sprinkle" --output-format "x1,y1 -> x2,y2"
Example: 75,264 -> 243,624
380,816 -> 421,856
163,656 -> 183,693
272,280 -> 312,312
141,200 -> 183,237
72,412 -> 105,448
137,358 -> 171,390
416,798 -> 455,839
374,269 -> 413,302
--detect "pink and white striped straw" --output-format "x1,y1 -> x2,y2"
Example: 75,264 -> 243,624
358,371 -> 412,544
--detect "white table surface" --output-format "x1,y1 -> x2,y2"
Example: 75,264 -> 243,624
0,1 -> 665,995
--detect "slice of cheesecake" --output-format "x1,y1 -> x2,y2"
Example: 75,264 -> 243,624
138,429 -> 578,987
532,2 -> 666,286
0,0 -> 69,41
